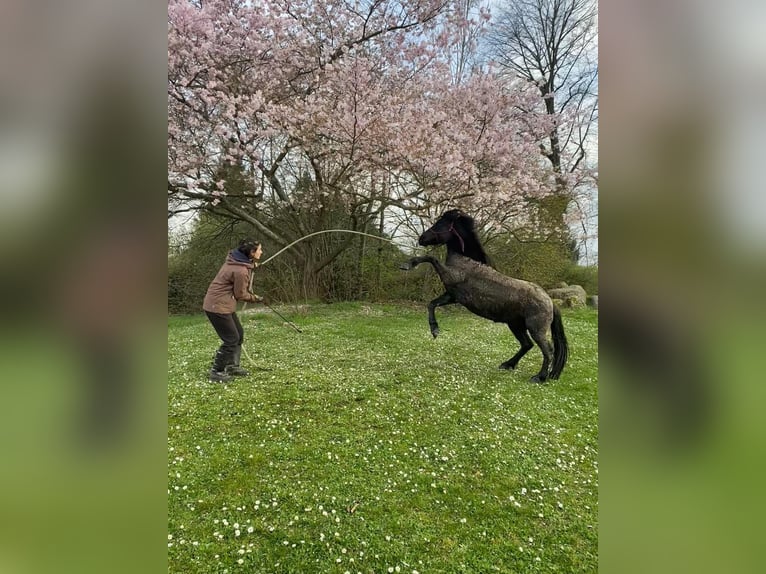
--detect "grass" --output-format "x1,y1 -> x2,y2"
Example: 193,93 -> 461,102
168,303 -> 598,573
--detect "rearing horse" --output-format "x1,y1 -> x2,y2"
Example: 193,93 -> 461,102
400,209 -> 568,382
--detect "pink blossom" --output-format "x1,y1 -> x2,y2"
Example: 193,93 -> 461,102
168,0 -> 559,212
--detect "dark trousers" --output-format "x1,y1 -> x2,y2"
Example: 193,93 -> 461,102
205,311 -> 244,370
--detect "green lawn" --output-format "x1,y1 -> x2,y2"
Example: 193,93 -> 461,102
168,303 -> 598,573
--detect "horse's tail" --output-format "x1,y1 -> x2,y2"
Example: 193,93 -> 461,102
549,306 -> 569,380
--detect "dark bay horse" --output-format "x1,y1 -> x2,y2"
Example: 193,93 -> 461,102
400,209 -> 568,382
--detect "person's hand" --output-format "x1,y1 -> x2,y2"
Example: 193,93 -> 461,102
253,294 -> 265,304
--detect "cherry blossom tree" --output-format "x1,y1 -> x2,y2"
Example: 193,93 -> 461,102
168,0 -> 557,275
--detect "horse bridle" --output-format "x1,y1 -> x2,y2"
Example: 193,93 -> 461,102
432,221 -> 465,253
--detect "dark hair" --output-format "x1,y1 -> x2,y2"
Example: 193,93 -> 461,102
237,238 -> 261,257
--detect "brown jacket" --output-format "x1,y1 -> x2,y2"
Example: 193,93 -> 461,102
202,252 -> 260,314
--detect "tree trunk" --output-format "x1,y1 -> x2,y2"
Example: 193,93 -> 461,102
376,208 -> 385,295
356,224 -> 366,299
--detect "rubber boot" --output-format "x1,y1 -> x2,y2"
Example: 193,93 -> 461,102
209,349 -> 233,383
225,345 -> 250,377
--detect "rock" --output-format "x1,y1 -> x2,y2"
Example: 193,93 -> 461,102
554,281 -> 569,289
587,295 -> 598,309
565,295 -> 586,309
547,284 -> 587,307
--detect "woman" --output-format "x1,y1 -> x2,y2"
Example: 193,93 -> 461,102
203,238 -> 265,382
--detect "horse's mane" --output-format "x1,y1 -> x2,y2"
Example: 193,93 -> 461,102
449,211 -> 492,267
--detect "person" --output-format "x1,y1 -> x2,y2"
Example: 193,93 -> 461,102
203,238 -> 265,382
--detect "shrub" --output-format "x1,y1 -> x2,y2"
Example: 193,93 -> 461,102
561,263 -> 599,295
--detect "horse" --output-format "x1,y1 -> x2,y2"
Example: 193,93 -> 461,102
400,209 -> 568,382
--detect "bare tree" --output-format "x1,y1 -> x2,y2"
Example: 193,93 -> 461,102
486,0 -> 598,255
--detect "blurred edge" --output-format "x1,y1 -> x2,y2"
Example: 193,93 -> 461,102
601,0 -> 766,573
3,0 -> 766,572
0,2 -> 166,573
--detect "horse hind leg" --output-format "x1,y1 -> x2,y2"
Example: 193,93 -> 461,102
528,326 -> 553,383
500,322 -> 533,371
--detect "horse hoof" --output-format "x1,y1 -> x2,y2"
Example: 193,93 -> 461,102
529,375 -> 547,384
431,328 -> 439,338
399,262 -> 411,271
499,363 -> 515,371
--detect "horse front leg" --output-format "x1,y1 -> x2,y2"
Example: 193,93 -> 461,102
400,255 -> 432,270
427,292 -> 455,338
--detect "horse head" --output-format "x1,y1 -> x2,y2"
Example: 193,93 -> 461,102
419,209 -> 474,247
